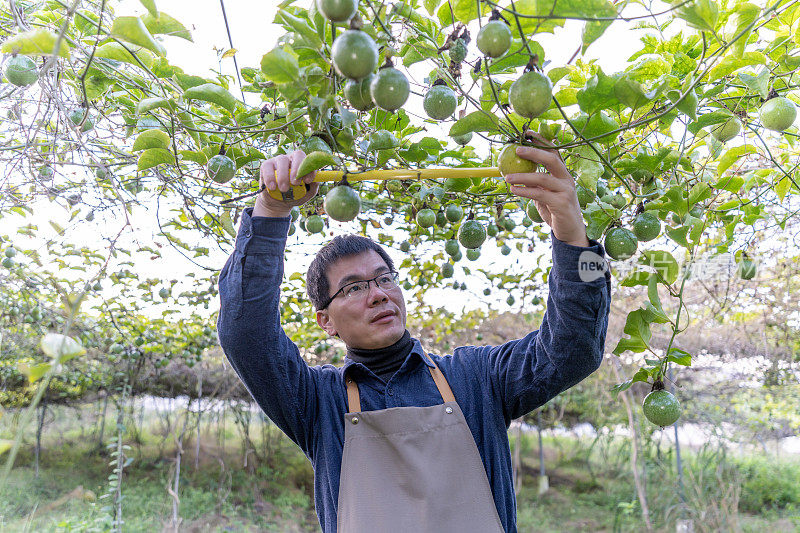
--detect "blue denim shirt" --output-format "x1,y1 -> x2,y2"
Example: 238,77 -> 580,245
217,207 -> 612,533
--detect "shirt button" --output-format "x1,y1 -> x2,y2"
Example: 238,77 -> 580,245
244,229 -> 252,237
445,406 -> 453,414
387,387 -> 393,396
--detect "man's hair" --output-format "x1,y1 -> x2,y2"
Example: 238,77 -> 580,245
307,234 -> 395,310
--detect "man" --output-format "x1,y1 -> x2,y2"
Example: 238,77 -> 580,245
217,139 -> 612,532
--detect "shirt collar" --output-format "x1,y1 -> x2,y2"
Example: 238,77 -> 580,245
342,337 -> 435,380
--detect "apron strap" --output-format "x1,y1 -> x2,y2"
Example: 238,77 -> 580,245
345,351 -> 455,413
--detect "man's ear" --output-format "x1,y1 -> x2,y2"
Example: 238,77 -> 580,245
316,309 -> 338,337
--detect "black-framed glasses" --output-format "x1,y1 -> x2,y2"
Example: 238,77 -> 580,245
321,270 -> 400,309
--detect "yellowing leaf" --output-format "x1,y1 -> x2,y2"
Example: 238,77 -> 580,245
40,333 -> 86,363
0,439 -> 12,456
139,0 -> 158,17
132,129 -> 171,152
111,16 -> 167,57
49,221 -> 65,235
137,148 -> 174,171
220,210 -> 236,238
16,361 -> 52,383
717,145 -> 758,176
1,28 -> 71,58
221,48 -> 237,59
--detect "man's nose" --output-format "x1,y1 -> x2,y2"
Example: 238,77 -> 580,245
367,281 -> 389,304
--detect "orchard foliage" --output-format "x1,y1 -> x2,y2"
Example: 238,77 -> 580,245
1,0 -> 800,421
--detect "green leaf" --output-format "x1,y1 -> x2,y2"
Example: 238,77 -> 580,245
738,69 -> 770,100
639,250 -> 679,284
141,11 -> 193,41
576,69 -> 619,114
260,47 -> 300,84
572,145 -> 602,190
183,83 -> 237,113
673,0 -> 719,32
687,182 -> 713,206
449,111 -> 499,137
275,10 -> 321,48
136,96 -> 174,115
137,148 -> 174,171
132,129 -> 171,152
713,174 -> 744,193
110,16 -> 167,57
94,42 -> 156,69
583,202 -> 616,241
295,150 -> 335,178
40,333 -> 86,363
717,145 -> 758,176
707,52 -> 766,82
612,309 -> 652,355
424,0 -> 440,16
139,0 -> 158,17
178,150 -> 207,165
732,3 -> 759,57
1,28 -> 71,58
667,347 -> 692,367
666,225 -> 690,247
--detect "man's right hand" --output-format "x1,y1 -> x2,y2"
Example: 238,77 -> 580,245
253,149 -> 320,218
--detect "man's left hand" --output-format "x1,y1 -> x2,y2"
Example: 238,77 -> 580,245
504,132 -> 589,247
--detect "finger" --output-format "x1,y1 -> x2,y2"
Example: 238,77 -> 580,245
260,160 -> 277,191
302,170 -> 318,184
515,146 -> 571,180
505,171 -> 568,192
508,184 -> 560,205
275,156 -> 291,192
289,150 -> 305,185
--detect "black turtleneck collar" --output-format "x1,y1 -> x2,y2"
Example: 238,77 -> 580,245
346,329 -> 414,382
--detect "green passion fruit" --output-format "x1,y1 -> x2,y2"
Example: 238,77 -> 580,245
458,219 -> 487,249
416,208 -> 436,228
316,0 -> 357,22
449,37 -> 467,63
344,73 -> 376,111
642,390 -> 681,427
371,67 -> 410,111
305,214 -> 325,234
5,55 -> 38,86
207,154 -> 236,184
604,227 -> 638,260
441,263 -> 454,278
445,203 -> 464,223
632,211 -> 661,242
331,30 -> 378,80
476,20 -> 512,58
445,239 -> 460,257
498,144 -> 536,177
759,96 -> 797,132
423,84 -> 457,120
526,200 -> 543,223
451,132 -> 473,146
68,108 -> 95,132
711,115 -> 741,143
508,71 -> 553,119
324,184 -> 361,221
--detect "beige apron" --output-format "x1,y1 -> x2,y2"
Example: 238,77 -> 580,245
336,351 -> 505,533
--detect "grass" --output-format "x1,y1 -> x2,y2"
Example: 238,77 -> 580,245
1,402 -> 799,532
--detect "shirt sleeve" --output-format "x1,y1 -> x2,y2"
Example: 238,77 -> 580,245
483,230 -> 612,426
216,207 -> 320,457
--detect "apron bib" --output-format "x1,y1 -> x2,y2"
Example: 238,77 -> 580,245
336,351 -> 505,532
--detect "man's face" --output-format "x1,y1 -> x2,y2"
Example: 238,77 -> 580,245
315,250 -> 407,350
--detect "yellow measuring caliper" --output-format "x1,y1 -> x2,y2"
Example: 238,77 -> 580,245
266,167 -> 503,202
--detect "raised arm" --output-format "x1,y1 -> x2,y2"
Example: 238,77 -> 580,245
216,151 -> 322,455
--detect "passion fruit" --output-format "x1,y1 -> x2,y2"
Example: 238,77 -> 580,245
344,73 -> 375,111
642,390 -> 681,427
508,71 -> 553,119
498,144 -> 536,177
759,96 -> 797,132
316,0 -> 357,22
305,214 -> 325,234
476,20 -> 512,58
604,227 -> 638,260
632,211 -> 661,242
416,208 -> 436,228
451,132 -> 473,145
370,67 -> 410,111
5,55 -> 38,86
710,115 -> 741,143
331,30 -> 378,80
324,184 -> 361,221
458,219 -> 487,249
207,154 -> 236,184
423,84 -> 457,120
445,203 -> 464,223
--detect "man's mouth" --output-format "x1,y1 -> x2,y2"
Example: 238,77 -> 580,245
371,311 -> 395,323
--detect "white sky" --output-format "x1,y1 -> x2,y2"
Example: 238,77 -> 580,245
4,0 -> 734,321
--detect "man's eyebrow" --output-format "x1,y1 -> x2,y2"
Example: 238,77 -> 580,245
337,266 -> 390,289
